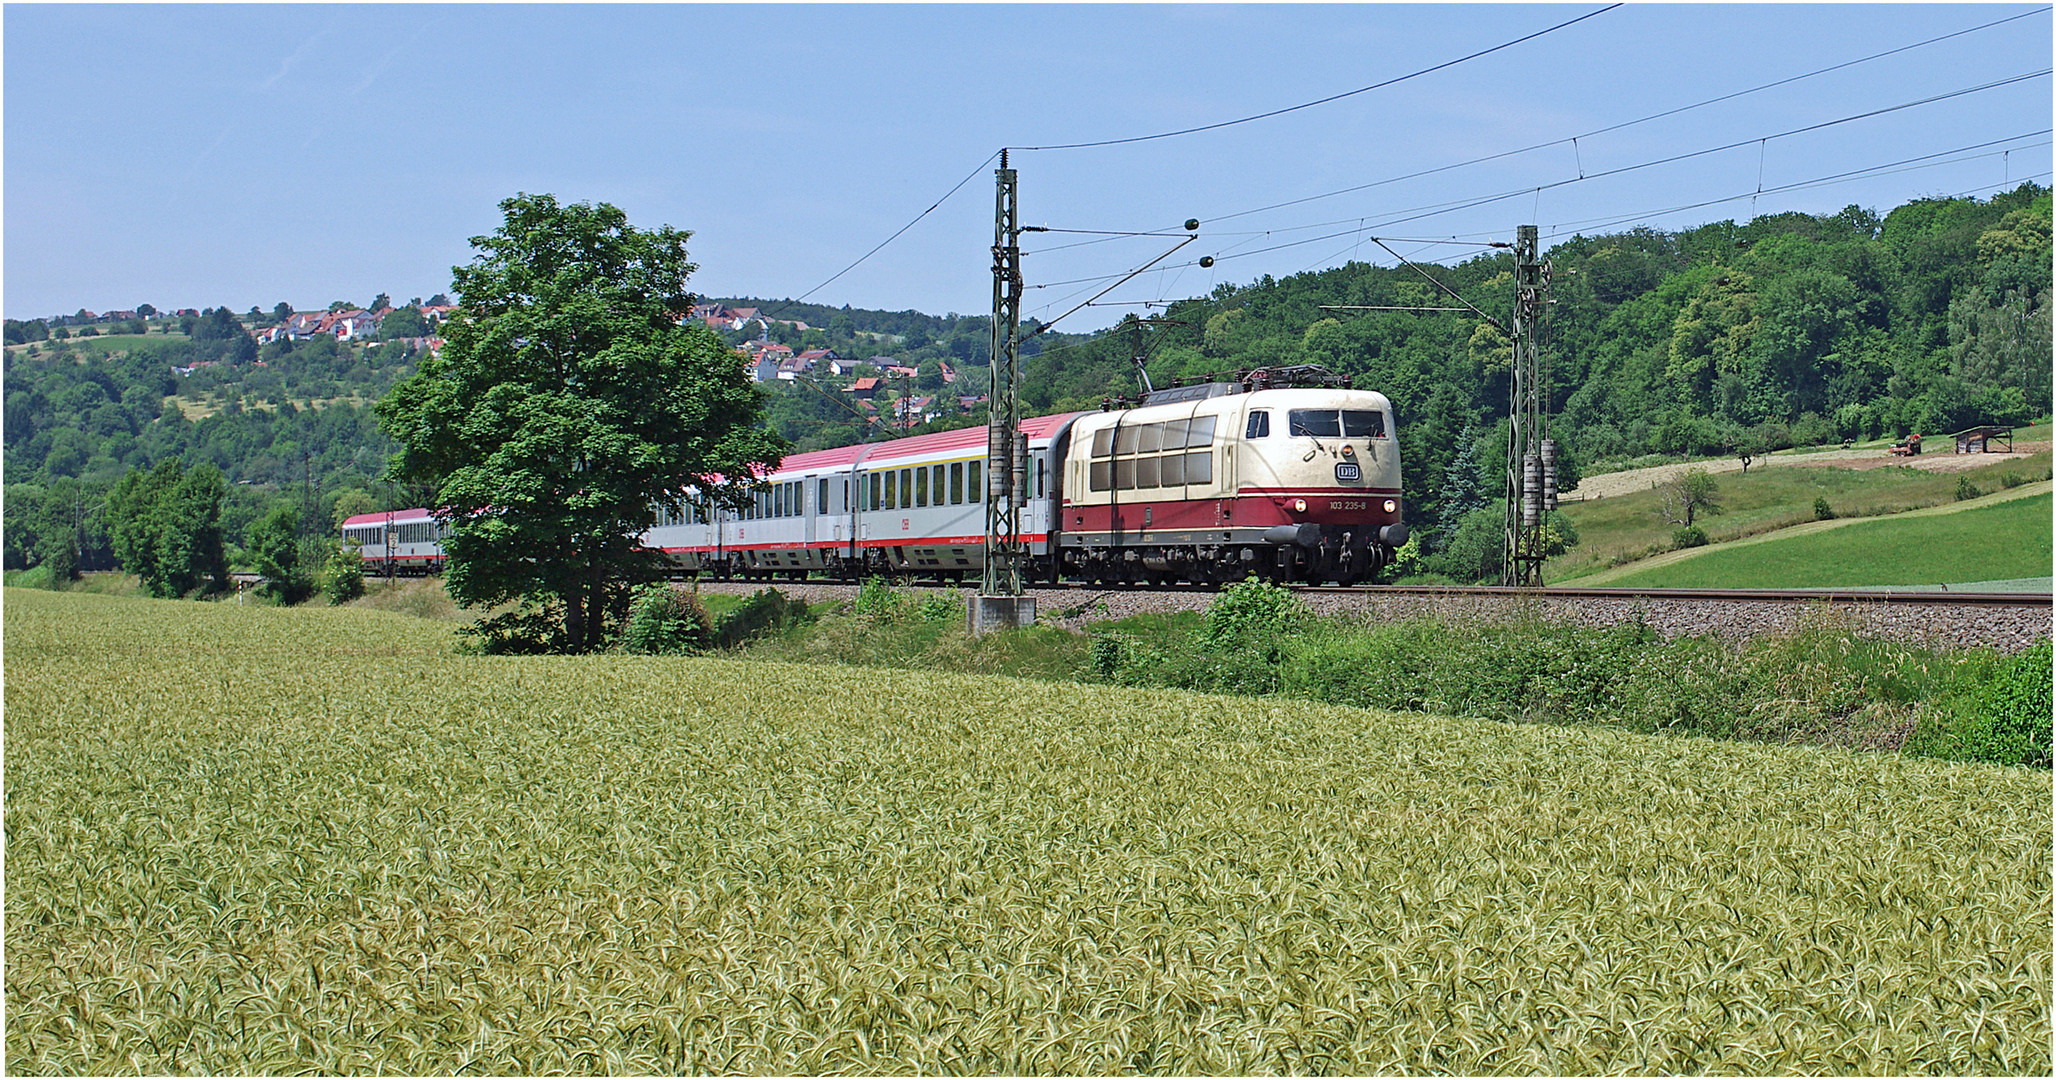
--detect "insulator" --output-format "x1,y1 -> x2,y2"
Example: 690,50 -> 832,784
1540,438 -> 1557,464
989,430 -> 1011,500
1522,453 -> 1543,527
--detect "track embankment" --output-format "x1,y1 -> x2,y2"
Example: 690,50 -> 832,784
695,580 -> 2052,653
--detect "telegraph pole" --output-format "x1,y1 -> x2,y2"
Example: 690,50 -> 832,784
1502,224 -> 1556,586
972,150 -> 1033,633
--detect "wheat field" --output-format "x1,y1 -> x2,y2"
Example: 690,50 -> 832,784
5,588 -> 2048,1074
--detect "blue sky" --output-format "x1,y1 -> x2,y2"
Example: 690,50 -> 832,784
5,3 -> 2051,327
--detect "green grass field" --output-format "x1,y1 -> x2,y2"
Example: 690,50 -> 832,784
1606,491 -> 2054,589
1550,450 -> 2052,581
5,589 -> 2048,1074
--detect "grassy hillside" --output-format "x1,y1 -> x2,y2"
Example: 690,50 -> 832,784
1605,489 -> 2053,589
1550,449 -> 2052,581
6,589 -> 2048,1074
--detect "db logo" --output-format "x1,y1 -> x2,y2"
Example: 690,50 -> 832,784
901,518 -> 910,529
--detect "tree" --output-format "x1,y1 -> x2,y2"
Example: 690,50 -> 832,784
370,292 -> 391,314
136,304 -> 157,318
103,458 -> 228,598
378,193 -> 786,652
379,306 -> 429,339
1656,468 -> 1724,527
248,503 -> 314,603
274,301 -> 294,323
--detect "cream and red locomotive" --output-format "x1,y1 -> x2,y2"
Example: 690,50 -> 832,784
346,366 -> 1408,586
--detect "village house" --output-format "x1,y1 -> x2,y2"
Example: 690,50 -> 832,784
848,376 -> 882,399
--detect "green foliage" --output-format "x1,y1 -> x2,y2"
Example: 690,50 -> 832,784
1672,524 -> 1709,549
1201,577 -> 1307,649
619,583 -> 713,656
322,544 -> 365,605
1908,639 -> 2054,768
1955,476 -> 1982,501
102,458 -> 228,598
248,503 -> 314,604
713,587 -> 805,649
377,194 -> 787,652
1813,495 -> 1836,521
851,576 -> 913,624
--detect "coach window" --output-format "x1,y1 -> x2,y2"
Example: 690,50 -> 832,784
900,469 -> 912,510
884,470 -> 897,510
933,465 -> 946,505
1185,451 -> 1213,485
1160,454 -> 1185,487
950,461 -> 964,504
1115,457 -> 1137,490
1189,415 -> 1217,447
1037,458 -> 1046,498
1137,423 -> 1162,453
968,460 -> 983,502
1091,427 -> 1114,458
1134,456 -> 1159,489
915,467 -> 929,508
1114,424 -> 1142,455
1245,411 -> 1270,439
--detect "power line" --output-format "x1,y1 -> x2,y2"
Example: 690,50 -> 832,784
1009,5 -> 1622,152
1188,7 -> 2051,230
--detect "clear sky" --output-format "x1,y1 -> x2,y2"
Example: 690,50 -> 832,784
5,3 -> 2051,329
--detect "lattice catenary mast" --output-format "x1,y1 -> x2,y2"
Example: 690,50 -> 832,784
972,151 -> 1034,632
1502,224 -> 1557,586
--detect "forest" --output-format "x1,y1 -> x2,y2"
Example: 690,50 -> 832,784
4,184 -> 2047,582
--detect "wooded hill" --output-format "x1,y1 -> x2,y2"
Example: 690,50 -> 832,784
3,184 -> 2047,575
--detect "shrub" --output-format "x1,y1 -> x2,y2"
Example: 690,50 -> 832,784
1812,496 -> 1836,521
1929,639 -> 2056,768
323,546 -> 365,605
917,592 -> 960,622
1999,471 -> 2027,489
1672,524 -> 1709,549
619,583 -> 713,656
1956,476 -> 1982,501
1201,577 -> 1306,648
714,587 -> 804,649
852,576 -> 912,625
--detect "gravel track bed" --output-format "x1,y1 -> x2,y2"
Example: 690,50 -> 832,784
693,581 -> 2051,653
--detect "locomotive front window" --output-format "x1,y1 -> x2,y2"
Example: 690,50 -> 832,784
1342,411 -> 1385,438
1288,410 -> 1342,438
1245,411 -> 1270,439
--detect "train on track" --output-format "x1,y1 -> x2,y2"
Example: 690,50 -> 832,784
342,365 -> 1410,586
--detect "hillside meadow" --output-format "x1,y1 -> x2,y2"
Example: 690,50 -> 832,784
1605,490 -> 2054,589
5,589 -> 2049,1074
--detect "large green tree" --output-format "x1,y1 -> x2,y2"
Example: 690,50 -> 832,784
103,458 -> 228,598
377,194 -> 785,652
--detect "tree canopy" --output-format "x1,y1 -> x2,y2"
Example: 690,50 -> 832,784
377,194 -> 785,652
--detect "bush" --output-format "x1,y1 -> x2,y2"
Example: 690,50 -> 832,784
1999,471 -> 2027,489
619,583 -> 713,655
322,546 -> 365,605
1672,524 -> 1709,549
1202,577 -> 1307,648
852,576 -> 912,625
1922,639 -> 2055,768
1956,476 -> 1983,501
1813,496 -> 1836,521
714,587 -> 804,649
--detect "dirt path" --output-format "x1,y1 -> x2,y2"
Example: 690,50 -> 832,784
1570,479 -> 2052,585
1571,443 -> 2050,501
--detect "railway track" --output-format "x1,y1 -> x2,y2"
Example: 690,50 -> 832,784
1290,584 -> 2053,608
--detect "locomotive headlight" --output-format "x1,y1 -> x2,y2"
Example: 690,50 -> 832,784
1341,444 -> 1355,457
1382,499 -> 1398,513
1293,498 -> 1308,513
